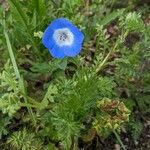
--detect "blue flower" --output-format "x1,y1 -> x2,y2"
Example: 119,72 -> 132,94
42,18 -> 84,58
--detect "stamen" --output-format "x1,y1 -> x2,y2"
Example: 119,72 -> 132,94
53,28 -> 74,47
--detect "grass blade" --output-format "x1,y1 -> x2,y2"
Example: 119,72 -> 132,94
3,20 -> 21,80
98,9 -> 124,26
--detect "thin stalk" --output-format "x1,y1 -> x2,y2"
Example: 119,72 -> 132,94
96,31 -> 128,73
20,102 -> 53,110
113,130 -> 126,150
3,21 -> 21,80
21,93 -> 44,107
19,78 -> 36,125
3,20 -> 36,125
20,103 -> 40,109
96,41 -> 118,73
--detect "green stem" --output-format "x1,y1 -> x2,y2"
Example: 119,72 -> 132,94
96,42 -> 118,73
20,103 -> 40,108
95,31 -> 128,74
3,19 -> 36,125
19,78 -> 37,125
3,21 -> 21,80
113,130 -> 126,150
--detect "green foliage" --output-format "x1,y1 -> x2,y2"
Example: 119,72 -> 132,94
41,84 -> 58,108
98,9 -> 124,26
123,12 -> 145,32
128,119 -> 143,141
39,69 -> 117,149
7,128 -> 43,150
137,95 -> 150,113
0,116 -> 11,139
7,0 -> 49,60
0,0 -> 150,150
8,0 -> 32,42
95,25 -> 109,54
31,0 -> 46,26
115,11 -> 150,116
98,77 -> 116,98
0,61 -> 21,116
51,105 -> 81,149
56,0 -> 83,22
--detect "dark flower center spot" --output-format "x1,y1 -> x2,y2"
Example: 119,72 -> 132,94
59,32 -> 68,41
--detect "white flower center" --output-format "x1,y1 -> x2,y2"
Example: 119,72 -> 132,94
53,28 -> 74,47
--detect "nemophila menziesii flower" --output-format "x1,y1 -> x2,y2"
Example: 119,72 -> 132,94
42,18 -> 84,58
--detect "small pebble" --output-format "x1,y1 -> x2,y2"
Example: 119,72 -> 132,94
114,144 -> 121,150
121,127 -> 127,133
146,134 -> 150,137
134,140 -> 139,145
125,138 -> 129,142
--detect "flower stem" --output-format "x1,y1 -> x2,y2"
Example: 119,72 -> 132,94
113,130 -> 126,150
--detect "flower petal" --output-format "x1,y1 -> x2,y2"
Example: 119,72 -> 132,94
50,18 -> 84,44
68,24 -> 84,44
49,44 -> 66,58
42,26 -> 55,49
49,18 -> 74,30
62,43 -> 82,57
